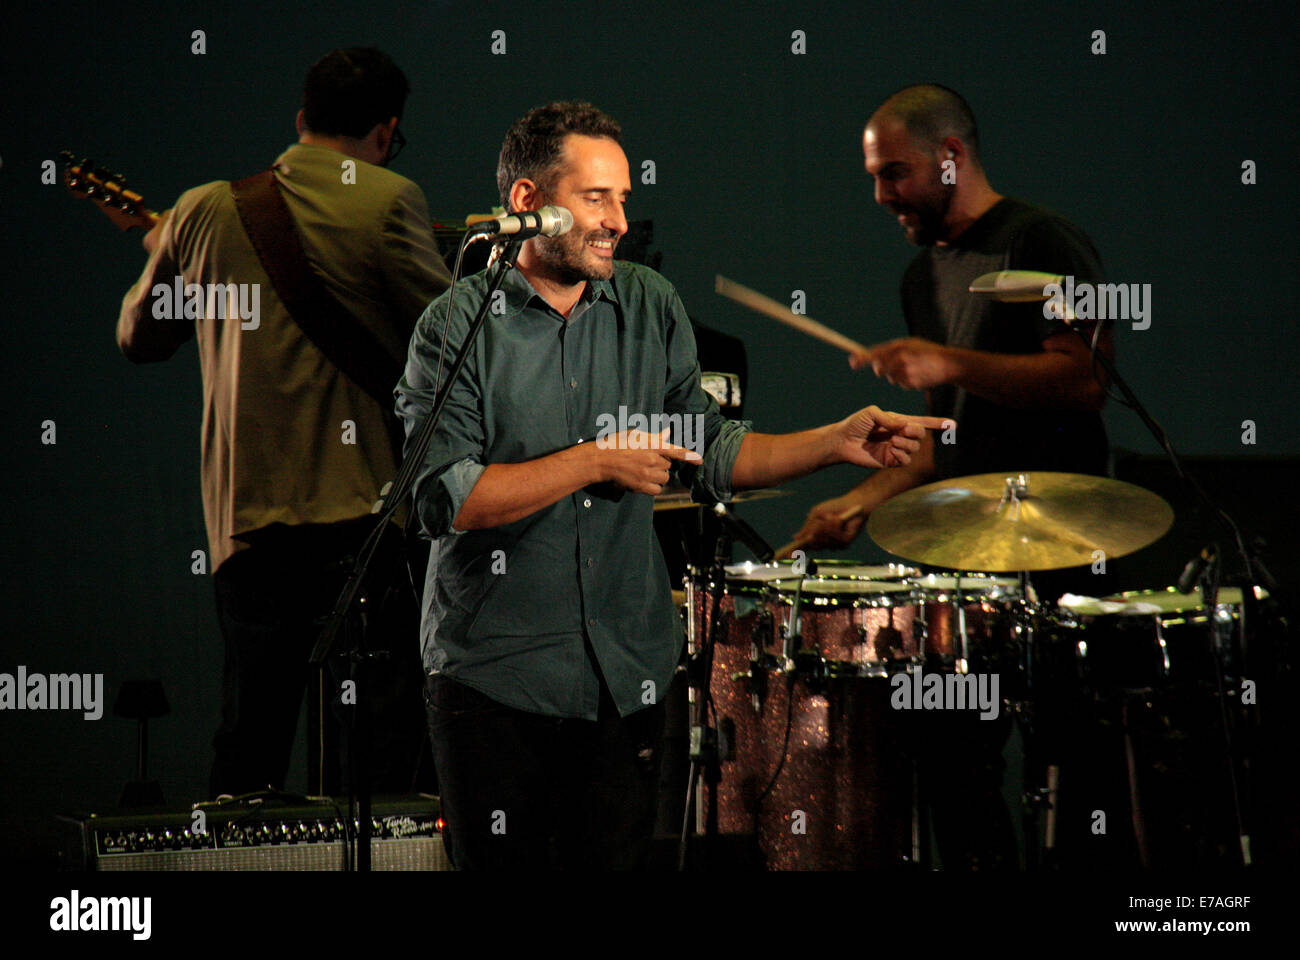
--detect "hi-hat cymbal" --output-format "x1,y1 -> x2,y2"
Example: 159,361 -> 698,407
968,270 -> 1063,302
868,471 -> 1174,572
653,488 -> 789,511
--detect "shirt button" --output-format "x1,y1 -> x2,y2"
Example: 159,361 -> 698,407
588,617 -> 596,626
586,558 -> 594,567
570,378 -> 578,388
583,498 -> 592,508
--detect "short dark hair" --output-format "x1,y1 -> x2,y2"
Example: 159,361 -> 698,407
301,48 -> 409,139
496,101 -> 622,211
871,83 -> 981,162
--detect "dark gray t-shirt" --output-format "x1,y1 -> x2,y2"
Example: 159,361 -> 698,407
901,197 -> 1110,479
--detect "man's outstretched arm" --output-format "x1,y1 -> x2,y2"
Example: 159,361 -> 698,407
729,405 -> 950,490
787,429 -> 938,553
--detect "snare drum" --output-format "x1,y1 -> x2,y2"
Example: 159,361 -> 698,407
767,577 -> 922,675
685,561 -> 919,694
714,559 -> 918,588
906,573 -> 1024,672
1053,587 -> 1265,690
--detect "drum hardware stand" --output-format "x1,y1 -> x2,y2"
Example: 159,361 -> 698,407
1120,697 -> 1152,868
1060,320 -> 1275,867
748,555 -> 833,856
678,510 -> 779,869
1196,548 -> 1258,867
781,575 -> 806,666
910,761 -> 925,868
903,708 -> 933,871
1043,764 -> 1060,861
954,572 -> 973,674
679,526 -> 736,869
768,553 -> 819,683
1012,570 -> 1067,871
907,600 -> 931,869
1019,748 -> 1060,870
746,611 -> 775,713
895,583 -> 957,870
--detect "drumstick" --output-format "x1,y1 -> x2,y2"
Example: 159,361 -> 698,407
715,275 -> 871,356
774,504 -> 865,561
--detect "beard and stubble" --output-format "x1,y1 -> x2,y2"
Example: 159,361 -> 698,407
889,161 -> 955,246
531,202 -> 619,285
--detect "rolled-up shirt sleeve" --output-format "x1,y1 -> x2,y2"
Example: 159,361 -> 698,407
395,294 -> 486,538
661,290 -> 751,503
117,207 -> 193,363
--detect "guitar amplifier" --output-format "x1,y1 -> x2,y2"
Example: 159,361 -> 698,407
57,796 -> 450,871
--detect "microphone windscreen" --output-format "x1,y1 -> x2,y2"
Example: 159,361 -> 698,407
543,205 -> 574,236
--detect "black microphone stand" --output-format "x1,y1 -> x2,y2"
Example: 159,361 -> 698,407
309,235 -> 523,870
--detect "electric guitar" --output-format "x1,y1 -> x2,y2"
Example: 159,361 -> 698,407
60,151 -> 159,232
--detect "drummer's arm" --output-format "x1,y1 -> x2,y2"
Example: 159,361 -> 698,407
843,428 -> 936,510
946,330 -> 1111,411
852,329 -> 1111,411
784,423 -> 935,553
816,429 -> 930,522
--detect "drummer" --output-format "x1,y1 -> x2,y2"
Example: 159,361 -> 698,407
786,84 -> 1116,873
793,84 -> 1113,569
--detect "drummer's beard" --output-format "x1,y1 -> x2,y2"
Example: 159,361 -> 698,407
891,167 -> 953,246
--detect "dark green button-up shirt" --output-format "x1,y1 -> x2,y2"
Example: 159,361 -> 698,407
396,261 -> 751,719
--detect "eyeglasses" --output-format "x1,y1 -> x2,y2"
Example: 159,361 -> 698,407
388,126 -> 407,163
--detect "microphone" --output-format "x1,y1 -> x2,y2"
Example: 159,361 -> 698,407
1177,544 -> 1218,595
711,502 -> 775,563
1249,537 -> 1279,595
466,206 -> 573,243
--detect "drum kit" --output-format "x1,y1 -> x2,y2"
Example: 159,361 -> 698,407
676,471 -> 1276,870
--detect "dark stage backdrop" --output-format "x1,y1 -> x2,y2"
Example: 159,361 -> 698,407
2,0 -> 1296,867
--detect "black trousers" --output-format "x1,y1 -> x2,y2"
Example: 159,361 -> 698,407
425,672 -> 667,870
210,519 -> 432,798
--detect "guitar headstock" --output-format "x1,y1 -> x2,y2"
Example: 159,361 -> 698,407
60,150 -> 159,232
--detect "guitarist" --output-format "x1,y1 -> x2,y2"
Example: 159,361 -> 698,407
117,48 -> 450,798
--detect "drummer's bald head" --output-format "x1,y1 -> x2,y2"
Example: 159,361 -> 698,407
868,84 -> 981,167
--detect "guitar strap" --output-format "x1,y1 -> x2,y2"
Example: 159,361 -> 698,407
229,169 -> 404,460
229,169 -> 426,613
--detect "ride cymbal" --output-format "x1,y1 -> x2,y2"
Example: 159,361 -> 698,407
868,471 -> 1173,571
